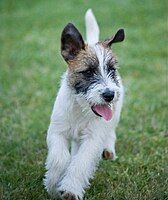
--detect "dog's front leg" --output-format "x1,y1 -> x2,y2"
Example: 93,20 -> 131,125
58,136 -> 103,199
44,123 -> 70,197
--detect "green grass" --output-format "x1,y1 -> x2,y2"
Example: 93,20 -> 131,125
0,0 -> 167,199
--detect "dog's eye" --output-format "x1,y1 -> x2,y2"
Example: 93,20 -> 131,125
85,69 -> 93,75
107,66 -> 116,73
80,69 -> 94,77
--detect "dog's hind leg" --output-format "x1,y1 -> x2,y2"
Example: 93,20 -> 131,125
102,130 -> 117,160
44,123 -> 71,197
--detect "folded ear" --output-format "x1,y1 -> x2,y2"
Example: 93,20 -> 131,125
104,29 -> 125,47
61,23 -> 85,62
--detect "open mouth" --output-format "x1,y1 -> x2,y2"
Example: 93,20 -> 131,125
91,104 -> 113,121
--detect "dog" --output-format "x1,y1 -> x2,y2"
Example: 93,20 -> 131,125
44,9 -> 125,200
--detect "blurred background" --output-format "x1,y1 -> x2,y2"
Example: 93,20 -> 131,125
0,0 -> 167,199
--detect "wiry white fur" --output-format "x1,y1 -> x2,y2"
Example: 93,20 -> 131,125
44,10 -> 124,200
85,9 -> 99,45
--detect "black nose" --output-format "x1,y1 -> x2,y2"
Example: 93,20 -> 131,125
102,89 -> 115,102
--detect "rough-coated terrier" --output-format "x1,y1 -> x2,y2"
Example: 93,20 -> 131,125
44,9 -> 125,200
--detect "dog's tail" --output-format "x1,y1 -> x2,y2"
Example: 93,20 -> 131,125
85,9 -> 100,45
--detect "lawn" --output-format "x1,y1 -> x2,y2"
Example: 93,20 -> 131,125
0,0 -> 167,199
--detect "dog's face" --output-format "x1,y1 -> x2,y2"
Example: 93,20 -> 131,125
61,23 -> 125,121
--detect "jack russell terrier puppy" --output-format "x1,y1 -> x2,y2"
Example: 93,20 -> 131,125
44,9 -> 125,200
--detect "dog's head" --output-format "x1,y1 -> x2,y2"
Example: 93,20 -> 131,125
61,23 -> 125,121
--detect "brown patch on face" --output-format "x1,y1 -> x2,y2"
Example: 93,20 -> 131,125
68,45 -> 97,70
66,42 -> 119,94
67,45 -> 99,93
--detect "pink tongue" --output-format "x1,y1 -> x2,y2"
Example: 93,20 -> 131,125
93,105 -> 112,121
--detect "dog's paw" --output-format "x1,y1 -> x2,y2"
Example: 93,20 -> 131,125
102,149 -> 115,160
61,191 -> 80,200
